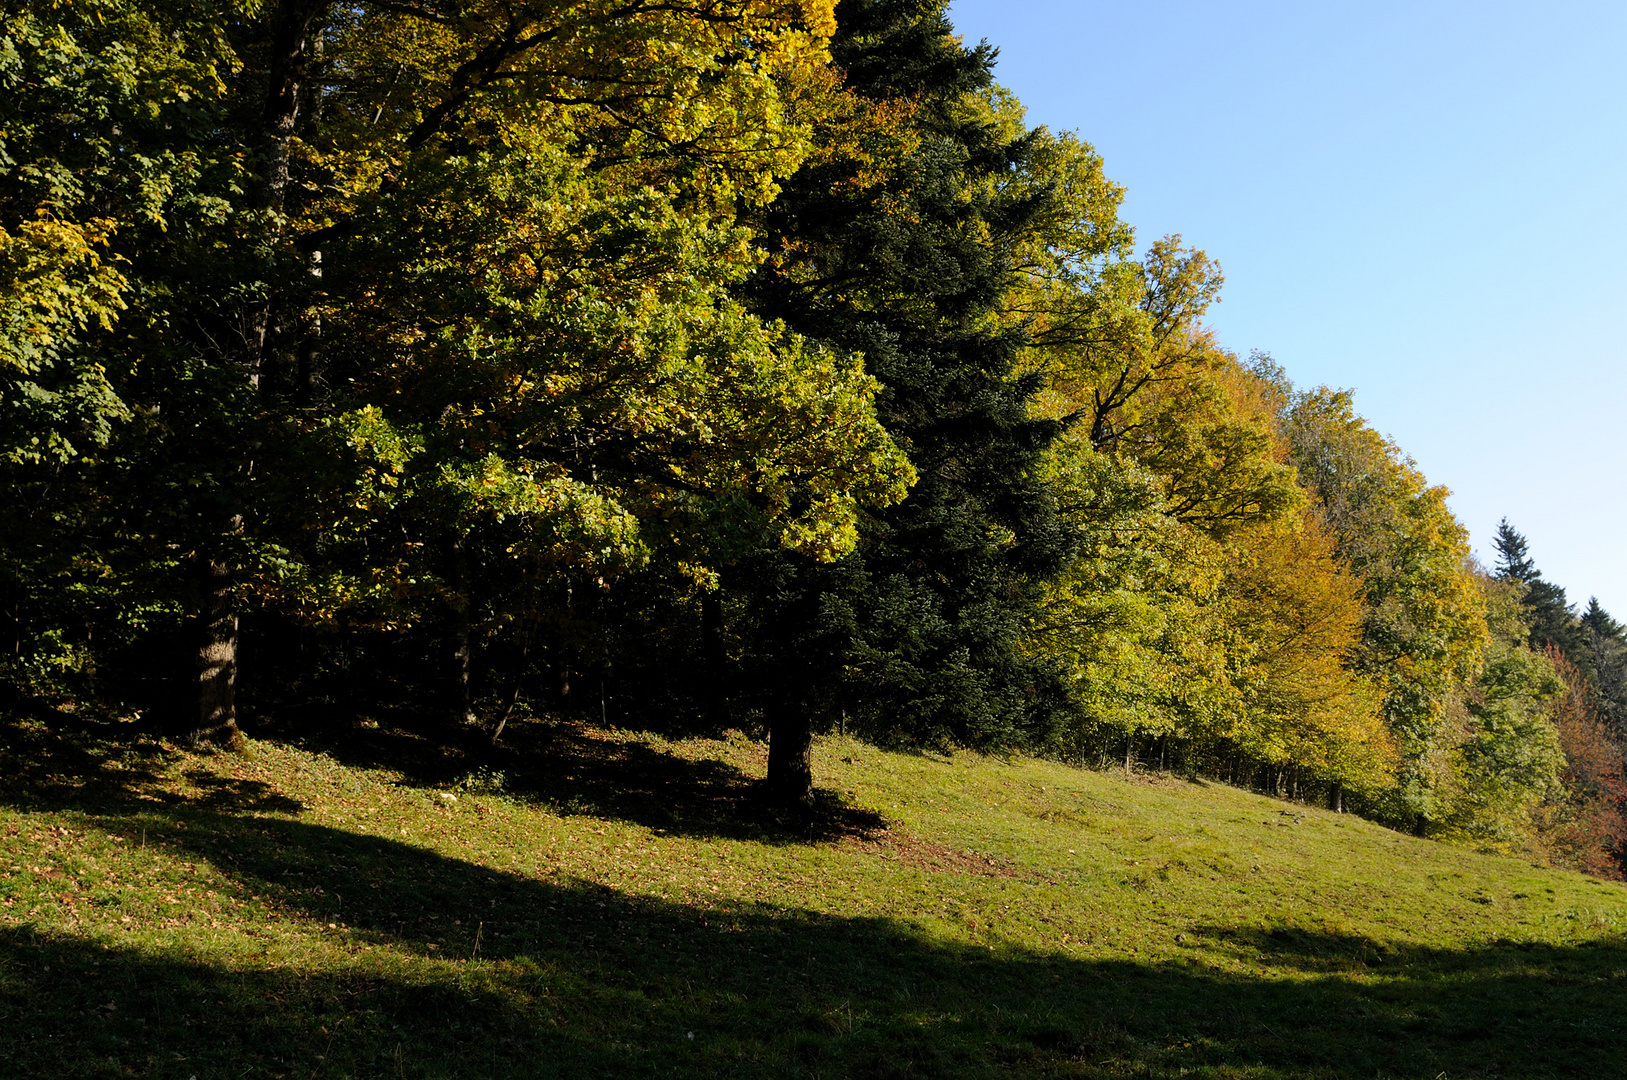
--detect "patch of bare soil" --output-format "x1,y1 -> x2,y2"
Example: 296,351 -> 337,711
834,829 -> 1048,881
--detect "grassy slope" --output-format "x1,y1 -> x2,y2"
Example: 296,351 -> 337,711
3,713 -> 1625,1079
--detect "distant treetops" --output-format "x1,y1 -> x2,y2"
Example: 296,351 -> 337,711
2,0 -> 1621,870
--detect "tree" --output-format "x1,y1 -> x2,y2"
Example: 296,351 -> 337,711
1491,519 -> 1585,664
1532,646 -> 1627,876
1218,513 -> 1394,803
2,0 -> 919,749
727,0 -> 1114,804
1284,388 -> 1486,831
1580,597 -> 1627,732
1435,575 -> 1565,852
0,0 -> 247,717
1492,518 -> 1536,584
1018,199 -> 1314,769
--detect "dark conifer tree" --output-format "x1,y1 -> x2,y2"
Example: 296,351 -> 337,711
1583,598 -> 1624,637
1493,518 -> 1537,584
1582,597 -> 1627,733
730,0 -> 1073,804
1493,519 -> 1586,662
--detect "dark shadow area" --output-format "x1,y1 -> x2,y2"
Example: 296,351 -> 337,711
1,702 -> 882,845
467,720 -> 887,843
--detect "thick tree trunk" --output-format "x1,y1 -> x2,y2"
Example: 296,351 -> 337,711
192,556 -> 244,751
447,535 -> 475,725
246,2 -> 326,383
766,702 -> 815,809
1414,813 -> 1428,838
1329,781 -> 1343,814
700,589 -> 727,723
556,578 -> 573,704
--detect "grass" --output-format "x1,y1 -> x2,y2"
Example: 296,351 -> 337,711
3,705 -> 1625,1079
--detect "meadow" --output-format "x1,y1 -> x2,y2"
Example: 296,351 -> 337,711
3,704 -> 1623,1078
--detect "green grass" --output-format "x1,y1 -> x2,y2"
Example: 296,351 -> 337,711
3,709 -> 1625,1079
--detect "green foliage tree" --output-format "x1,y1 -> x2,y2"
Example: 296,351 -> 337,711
2,0 -> 914,748
1493,519 -> 1585,662
1283,388 -> 1486,832
723,0 -> 1118,803
1436,575 -> 1565,852
0,0 -> 248,708
1580,597 -> 1627,732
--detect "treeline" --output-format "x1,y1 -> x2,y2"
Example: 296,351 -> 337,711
3,0 -> 1622,870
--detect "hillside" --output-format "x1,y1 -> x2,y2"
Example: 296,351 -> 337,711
3,710 -> 1624,1078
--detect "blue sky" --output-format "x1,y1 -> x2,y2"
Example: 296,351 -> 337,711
946,0 -> 1627,615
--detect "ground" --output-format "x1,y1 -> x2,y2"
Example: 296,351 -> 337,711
2,707 -> 1624,1078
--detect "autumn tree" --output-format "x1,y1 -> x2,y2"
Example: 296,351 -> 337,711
1,0 -> 915,747
1532,646 -> 1627,876
1282,388 -> 1486,833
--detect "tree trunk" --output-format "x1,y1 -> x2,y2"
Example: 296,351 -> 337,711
1329,781 -> 1343,814
449,614 -> 473,723
295,250 -> 322,404
700,589 -> 727,723
191,556 -> 244,751
490,637 -> 529,746
556,578 -> 573,704
1414,813 -> 1428,838
447,535 -> 475,725
246,1 -> 326,384
766,702 -> 815,809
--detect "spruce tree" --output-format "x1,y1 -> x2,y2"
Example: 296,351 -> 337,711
731,0 -> 1075,803
1581,597 -> 1627,732
1493,518 -> 1537,584
1492,519 -> 1585,660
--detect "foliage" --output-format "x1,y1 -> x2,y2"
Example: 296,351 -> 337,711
0,0 -> 243,465
1217,513 -> 1393,792
1493,518 -> 1586,660
1282,387 -> 1487,826
1534,647 -> 1627,876
1435,575 -> 1565,852
726,0 -> 1104,763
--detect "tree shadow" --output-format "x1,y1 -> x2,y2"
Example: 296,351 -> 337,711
0,707 -> 881,844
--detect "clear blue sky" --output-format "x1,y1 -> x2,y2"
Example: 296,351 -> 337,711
946,0 -> 1627,615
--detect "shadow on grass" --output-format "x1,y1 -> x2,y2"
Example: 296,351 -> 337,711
1,700 -> 882,844
264,693 -> 888,843
5,715 -> 1627,1078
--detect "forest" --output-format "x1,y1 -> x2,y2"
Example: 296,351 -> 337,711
4,0 -> 1625,875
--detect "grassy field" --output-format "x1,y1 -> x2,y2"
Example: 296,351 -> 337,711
3,706 -> 1625,1079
